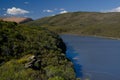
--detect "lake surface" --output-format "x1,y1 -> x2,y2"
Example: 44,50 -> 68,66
61,34 -> 120,80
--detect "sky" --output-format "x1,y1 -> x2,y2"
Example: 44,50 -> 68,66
1,0 -> 120,19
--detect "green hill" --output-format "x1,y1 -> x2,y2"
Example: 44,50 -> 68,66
0,21 -> 76,80
26,12 -> 120,38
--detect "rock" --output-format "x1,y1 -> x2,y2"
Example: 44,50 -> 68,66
25,63 -> 32,68
25,55 -> 41,70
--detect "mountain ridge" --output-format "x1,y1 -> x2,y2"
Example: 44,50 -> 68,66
1,17 -> 33,23
25,11 -> 120,38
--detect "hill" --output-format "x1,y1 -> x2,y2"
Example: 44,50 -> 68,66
0,21 -> 76,80
1,17 -> 33,23
26,12 -> 120,38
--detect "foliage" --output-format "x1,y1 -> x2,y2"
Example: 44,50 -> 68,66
48,76 -> 65,80
0,21 -> 76,80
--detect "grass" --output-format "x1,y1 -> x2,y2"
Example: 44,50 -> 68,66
25,12 -> 120,39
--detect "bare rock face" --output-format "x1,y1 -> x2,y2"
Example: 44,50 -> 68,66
2,17 -> 33,23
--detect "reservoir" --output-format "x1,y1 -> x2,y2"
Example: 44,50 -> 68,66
61,34 -> 120,80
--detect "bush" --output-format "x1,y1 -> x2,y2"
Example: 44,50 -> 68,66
0,21 -> 76,80
48,76 -> 65,80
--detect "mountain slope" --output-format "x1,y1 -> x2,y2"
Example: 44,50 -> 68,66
0,21 -> 76,80
1,17 -> 33,23
26,12 -> 120,38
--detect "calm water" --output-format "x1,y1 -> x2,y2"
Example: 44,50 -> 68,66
61,34 -> 120,80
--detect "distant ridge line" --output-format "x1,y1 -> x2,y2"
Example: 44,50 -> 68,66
1,17 -> 33,23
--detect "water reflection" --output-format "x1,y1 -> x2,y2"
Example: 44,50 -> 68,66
65,44 -> 83,77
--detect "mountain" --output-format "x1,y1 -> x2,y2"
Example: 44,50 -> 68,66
1,17 -> 33,23
26,12 -> 120,38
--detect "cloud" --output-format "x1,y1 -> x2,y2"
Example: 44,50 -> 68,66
60,10 -> 68,14
59,8 -> 68,14
43,8 -> 68,14
7,7 -> 29,15
54,8 -> 58,10
24,2 -> 29,4
3,14 -> 7,16
43,10 -> 53,13
2,8 -> 6,10
104,6 -> 120,12
110,7 -> 120,12
60,8 -> 65,10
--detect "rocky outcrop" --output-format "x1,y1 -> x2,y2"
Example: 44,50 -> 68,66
25,55 -> 41,70
2,17 -> 33,23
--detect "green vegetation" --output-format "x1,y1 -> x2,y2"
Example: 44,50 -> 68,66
0,21 -> 76,80
26,12 -> 120,38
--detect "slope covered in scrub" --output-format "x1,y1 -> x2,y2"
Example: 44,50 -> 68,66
0,21 -> 76,80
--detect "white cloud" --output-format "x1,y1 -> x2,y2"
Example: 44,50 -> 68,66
51,14 -> 55,16
3,14 -> 7,16
104,6 -> 120,12
2,8 -> 6,10
110,7 -> 120,12
60,8 -> 65,10
60,10 -> 68,14
24,2 -> 29,4
43,8 -> 68,14
54,8 -> 58,10
7,7 -> 29,15
43,10 -> 53,13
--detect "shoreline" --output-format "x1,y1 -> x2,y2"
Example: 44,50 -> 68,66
60,33 -> 120,40
92,35 -> 120,40
61,34 -> 120,80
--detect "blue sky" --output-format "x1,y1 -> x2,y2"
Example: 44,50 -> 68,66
1,0 -> 120,19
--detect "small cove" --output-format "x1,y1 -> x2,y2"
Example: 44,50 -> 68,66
61,34 -> 120,80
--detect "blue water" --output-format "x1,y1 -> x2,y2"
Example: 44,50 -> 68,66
61,34 -> 120,80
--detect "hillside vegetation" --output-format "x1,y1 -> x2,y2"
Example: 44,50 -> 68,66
26,12 -> 120,38
0,21 -> 76,80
